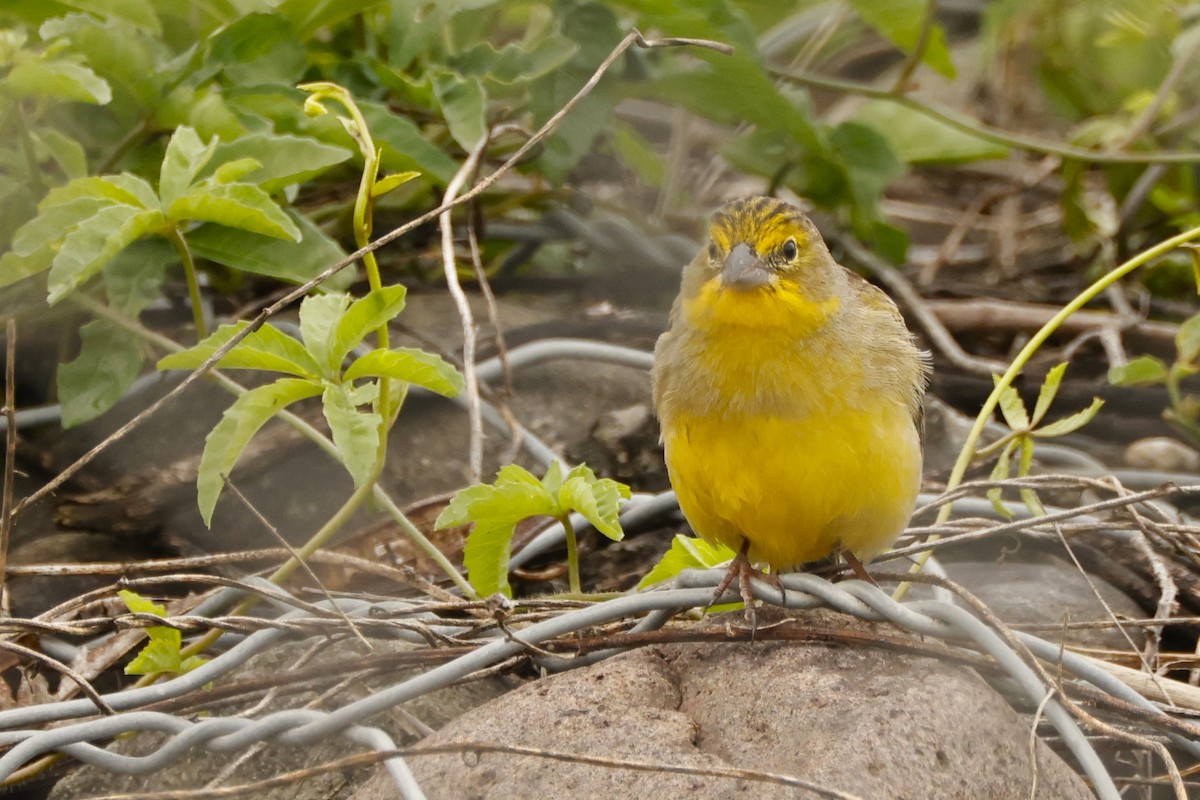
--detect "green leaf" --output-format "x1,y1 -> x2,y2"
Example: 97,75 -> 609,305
167,184 -> 301,241
157,321 -> 322,378
58,0 -> 161,34
559,473 -> 629,542
450,34 -> 578,86
124,634 -> 183,676
995,382 -> 1029,431
297,293 -> 350,375
1108,355 -> 1169,386
4,57 -> 112,104
159,126 -> 218,208
37,129 -> 89,179
648,54 -> 820,151
57,319 -> 144,427
117,588 -> 165,616
830,121 -> 904,229
206,133 -> 353,194
212,157 -> 262,184
321,380 -> 381,487
611,123 -> 666,187
0,249 -> 53,290
277,0 -> 386,38
1177,313 -> 1200,364
178,655 -> 209,673
197,377 -> 322,525
852,101 -> 1008,164
331,285 -> 407,364
47,206 -> 165,303
638,534 -> 736,590
40,174 -> 158,210
342,348 -> 463,397
186,209 -> 353,291
39,13 -> 166,111
847,0 -> 956,78
987,439 -> 1017,519
103,239 -> 173,316
1033,398 -> 1105,438
432,71 -> 487,150
371,171 -> 420,198
203,12 -> 307,85
1031,363 -> 1068,426
540,460 -> 565,497
12,196 -> 112,256
437,465 -> 558,597
1017,437 -> 1045,517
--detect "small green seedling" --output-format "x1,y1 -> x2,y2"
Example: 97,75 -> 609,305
982,362 -> 1104,517
118,590 -> 208,677
158,285 -> 464,525
1110,313 -> 1200,444
638,533 -> 735,590
436,462 -> 630,597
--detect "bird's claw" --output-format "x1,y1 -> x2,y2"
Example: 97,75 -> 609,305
708,542 -> 786,638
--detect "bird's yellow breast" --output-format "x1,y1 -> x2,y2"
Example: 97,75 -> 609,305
658,279 -> 922,568
663,403 -> 921,567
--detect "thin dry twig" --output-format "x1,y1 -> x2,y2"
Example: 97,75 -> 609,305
0,639 -> 114,715
84,741 -> 864,800
893,483 -> 1197,561
10,30 -> 733,520
1052,524 -> 1176,706
439,137 -> 489,483
223,479 -> 371,651
467,123 -> 520,397
1027,687 -> 1055,800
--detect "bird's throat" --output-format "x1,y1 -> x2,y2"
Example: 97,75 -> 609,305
684,280 -> 839,336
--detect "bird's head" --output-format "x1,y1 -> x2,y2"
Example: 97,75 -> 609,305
681,196 -> 843,333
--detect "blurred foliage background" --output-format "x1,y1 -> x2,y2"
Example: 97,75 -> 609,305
3,0 -> 1200,424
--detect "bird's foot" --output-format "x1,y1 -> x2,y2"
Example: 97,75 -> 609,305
842,551 -> 878,586
708,542 -> 784,636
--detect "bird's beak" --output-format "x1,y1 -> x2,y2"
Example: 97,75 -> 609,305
720,243 -> 772,290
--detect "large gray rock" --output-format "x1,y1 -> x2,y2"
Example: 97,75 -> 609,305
359,609 -> 1093,800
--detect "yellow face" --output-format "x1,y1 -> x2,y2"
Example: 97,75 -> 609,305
707,195 -> 812,280
684,196 -> 839,334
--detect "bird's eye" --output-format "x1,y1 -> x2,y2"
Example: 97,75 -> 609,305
707,241 -> 719,262
782,238 -> 798,261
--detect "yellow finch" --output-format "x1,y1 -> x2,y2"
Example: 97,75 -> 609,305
652,196 -> 928,612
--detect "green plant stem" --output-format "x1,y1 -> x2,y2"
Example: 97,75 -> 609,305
771,66 -> 1200,165
166,226 -> 207,340
561,513 -> 582,595
70,295 -> 476,600
1166,366 -> 1200,442
889,0 -> 938,93
15,107 -> 47,195
97,115 -> 151,174
973,427 -> 1025,458
893,223 -> 1200,601
304,83 -> 394,464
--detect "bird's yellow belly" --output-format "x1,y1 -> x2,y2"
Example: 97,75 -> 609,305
663,406 -> 921,568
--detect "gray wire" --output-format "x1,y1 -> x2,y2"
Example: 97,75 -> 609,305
0,576 -> 1160,799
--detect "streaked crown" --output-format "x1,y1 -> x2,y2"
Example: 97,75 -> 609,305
709,196 -> 813,258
